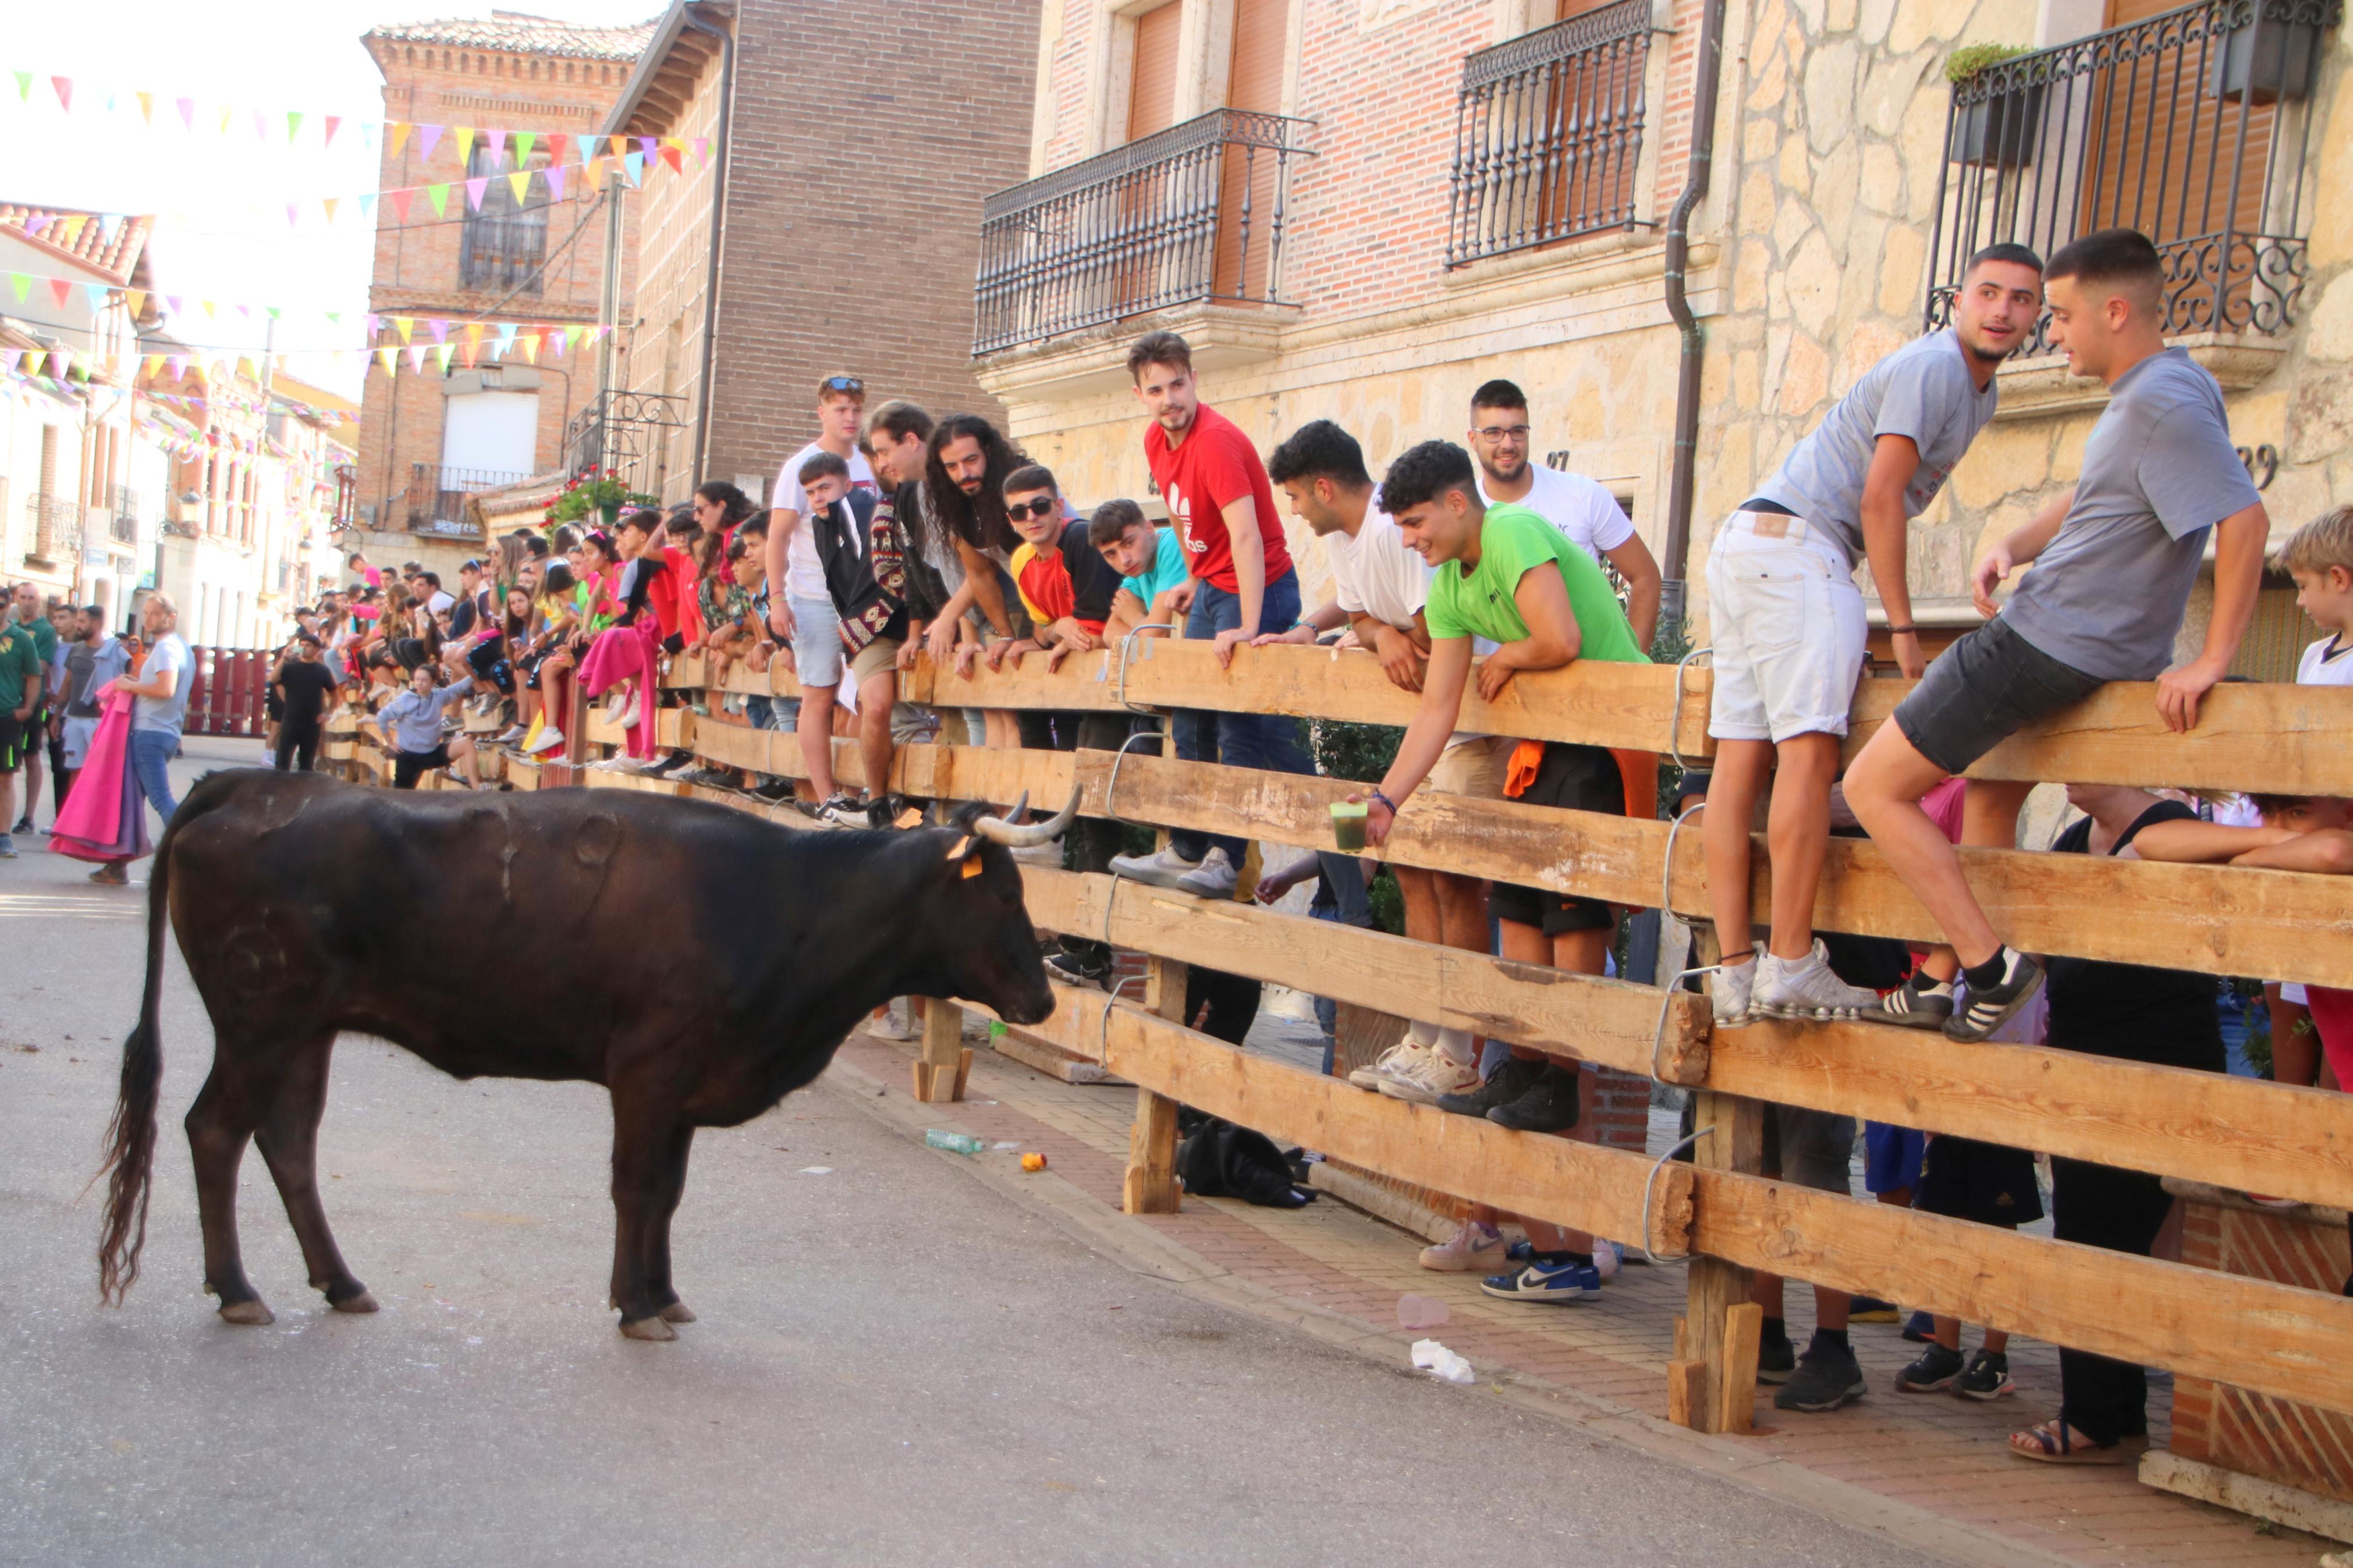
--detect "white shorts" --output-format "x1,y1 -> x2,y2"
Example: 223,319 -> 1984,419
1705,513 -> 1866,744
61,715 -> 100,771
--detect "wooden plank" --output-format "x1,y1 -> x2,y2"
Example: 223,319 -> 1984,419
1690,1168 -> 2353,1418
1096,1001 -> 1693,1251
1848,677 -> 2353,797
991,1030 -> 1127,1086
1717,1302 -> 1763,1437
1681,1086 -> 1761,1435
1021,866 -> 1710,1085
1124,957 -> 1188,1216
2139,1450 -> 2353,1545
917,997 -> 965,1104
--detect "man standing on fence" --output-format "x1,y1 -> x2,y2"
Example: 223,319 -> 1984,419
1109,330 -> 1317,900
1358,439 -> 1649,1304
1701,241 -> 2043,1033
1845,228 -> 2270,1040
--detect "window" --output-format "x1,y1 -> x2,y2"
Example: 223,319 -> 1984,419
1127,2 -> 1183,143
457,140 -> 549,294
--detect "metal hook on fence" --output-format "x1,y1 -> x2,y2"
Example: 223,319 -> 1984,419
1113,622 -> 1174,715
1639,1124 -> 1714,1267
1102,724 -> 1169,830
1669,645 -> 1713,776
1659,797 -> 1708,925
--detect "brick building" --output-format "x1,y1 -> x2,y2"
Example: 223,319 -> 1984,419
352,11 -> 652,575
975,0 -> 2350,674
602,0 -> 1042,506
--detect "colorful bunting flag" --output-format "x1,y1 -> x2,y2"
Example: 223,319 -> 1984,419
391,187 -> 413,223
427,319 -> 448,343
425,184 -> 449,218
506,169 -> 531,205
48,278 -> 70,308
515,131 -> 536,163
395,316 -> 414,343
389,120 -> 412,159
288,110 -> 304,141
5,274 -> 26,303
51,76 -> 72,112
487,129 -> 507,166
545,164 -> 567,201
545,131 -> 567,165
377,347 -> 398,376
324,115 -> 342,148
434,343 -> 455,372
82,282 -> 107,310
135,91 -> 154,124
417,123 -> 442,161
12,71 -> 30,103
463,177 -> 488,212
453,125 -> 475,165
623,151 -> 644,187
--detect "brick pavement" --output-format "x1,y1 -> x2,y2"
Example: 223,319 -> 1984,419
832,1026 -> 2333,1568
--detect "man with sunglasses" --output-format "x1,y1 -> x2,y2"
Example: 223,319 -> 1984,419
1468,379 -> 1660,648
765,372 -> 877,767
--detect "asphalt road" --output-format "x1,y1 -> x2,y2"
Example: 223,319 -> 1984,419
0,739 -> 1954,1568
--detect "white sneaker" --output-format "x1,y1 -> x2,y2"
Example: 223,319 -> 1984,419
1592,1239 -> 1623,1280
868,1000 -> 918,1041
1710,951 -> 1761,1028
1347,1038 -> 1432,1092
1174,847 -> 1237,898
1755,940 -> 1882,1021
1108,844 -> 1202,890
605,689 -> 630,724
1419,1222 -> 1507,1273
525,727 -> 565,755
1377,1050 -> 1481,1106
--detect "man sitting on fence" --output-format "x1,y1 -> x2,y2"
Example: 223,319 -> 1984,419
376,658 -> 481,791
1358,439 -> 1650,1305
1844,229 -> 2270,1040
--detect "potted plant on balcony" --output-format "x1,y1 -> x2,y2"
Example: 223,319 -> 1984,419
2213,5 -> 2323,104
1947,43 -> 2040,169
546,469 -> 648,529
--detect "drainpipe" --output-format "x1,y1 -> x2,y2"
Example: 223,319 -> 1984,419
1658,0 -> 1728,643
681,6 -> 735,484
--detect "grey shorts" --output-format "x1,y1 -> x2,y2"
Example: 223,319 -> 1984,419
1891,617 -> 2104,776
788,595 -> 843,689
1765,1105 -> 1855,1194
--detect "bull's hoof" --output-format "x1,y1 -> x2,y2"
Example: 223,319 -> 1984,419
658,1302 -> 695,1324
329,1289 -> 380,1314
618,1314 -> 677,1342
218,1299 -> 276,1327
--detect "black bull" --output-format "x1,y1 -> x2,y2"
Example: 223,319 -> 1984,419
96,769 -> 1065,1339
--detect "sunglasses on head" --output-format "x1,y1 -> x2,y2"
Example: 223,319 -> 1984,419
821,376 -> 864,396
1005,496 -> 1058,521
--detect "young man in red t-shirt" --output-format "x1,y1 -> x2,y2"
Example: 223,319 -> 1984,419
1108,330 -> 1316,899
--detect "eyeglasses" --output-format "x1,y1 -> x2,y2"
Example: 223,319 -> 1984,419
821,375 -> 864,396
1474,424 -> 1532,442
1005,497 -> 1058,521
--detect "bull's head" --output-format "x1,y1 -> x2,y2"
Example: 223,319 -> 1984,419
930,788 -> 1079,1026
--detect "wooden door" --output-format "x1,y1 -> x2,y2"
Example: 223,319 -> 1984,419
1212,0 -> 1290,300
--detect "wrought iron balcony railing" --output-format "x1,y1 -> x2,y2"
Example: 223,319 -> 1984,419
973,109 -> 1312,356
403,463 -> 526,533
563,389 -> 688,496
109,485 -> 140,544
1926,0 -> 2339,348
23,493 -> 81,563
1446,0 -> 1653,268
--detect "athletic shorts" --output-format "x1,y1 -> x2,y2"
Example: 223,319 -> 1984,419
848,635 -> 902,692
1489,742 -> 1622,936
1891,616 -> 2104,777
1705,513 -> 1867,742
1915,1135 -> 2043,1226
1764,1105 -> 1855,1194
61,714 -> 101,771
788,595 -> 843,689
1863,1122 -> 1927,1196
393,744 -> 453,790
1427,734 -> 1509,799
0,711 -> 23,772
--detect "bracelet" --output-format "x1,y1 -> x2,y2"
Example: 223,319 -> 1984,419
1368,790 -> 1398,814
1885,625 -> 1919,635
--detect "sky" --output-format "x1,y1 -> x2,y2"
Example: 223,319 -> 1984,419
1,0 -> 656,397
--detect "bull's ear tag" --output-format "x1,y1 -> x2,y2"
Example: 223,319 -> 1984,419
961,856 -> 985,880
944,833 -> 973,860
894,806 -> 924,830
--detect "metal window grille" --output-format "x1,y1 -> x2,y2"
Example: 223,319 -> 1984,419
1925,0 -> 2338,348
973,109 -> 1312,355
1445,0 -> 1652,268
458,143 -> 549,295
404,463 -> 528,532
23,493 -> 81,562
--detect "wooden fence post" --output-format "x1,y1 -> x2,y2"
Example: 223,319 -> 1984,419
914,996 -> 971,1103
1123,955 -> 1187,1214
1675,1085 -> 1764,1434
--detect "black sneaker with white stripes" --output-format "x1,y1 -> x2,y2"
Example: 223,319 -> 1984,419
1944,950 -> 2045,1042
1874,972 -> 1954,1031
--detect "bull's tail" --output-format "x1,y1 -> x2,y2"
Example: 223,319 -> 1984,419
97,827 -> 174,1306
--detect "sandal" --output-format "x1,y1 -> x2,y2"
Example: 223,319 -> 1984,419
2008,1417 -> 2146,1466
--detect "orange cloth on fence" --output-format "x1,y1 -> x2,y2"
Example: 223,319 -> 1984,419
1503,738 -> 1544,799
1500,740 -> 1657,822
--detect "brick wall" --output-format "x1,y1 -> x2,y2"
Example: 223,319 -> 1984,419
696,0 -> 1041,500
354,37 -> 640,531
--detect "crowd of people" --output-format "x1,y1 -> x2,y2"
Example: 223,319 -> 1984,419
8,224 -> 2350,1466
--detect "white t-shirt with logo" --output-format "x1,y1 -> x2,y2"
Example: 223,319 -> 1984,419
773,443 -> 878,600
1477,464 -> 1635,563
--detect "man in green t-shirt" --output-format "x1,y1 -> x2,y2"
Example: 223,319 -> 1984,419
9,582 -> 60,834
1359,439 -> 1649,1306
0,598 -> 45,859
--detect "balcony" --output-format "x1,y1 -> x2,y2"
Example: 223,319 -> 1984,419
562,390 -> 688,497
108,485 -> 140,545
1445,0 -> 1653,269
1926,0 -> 2340,349
402,463 -> 524,537
22,493 -> 81,564
973,109 -> 1312,356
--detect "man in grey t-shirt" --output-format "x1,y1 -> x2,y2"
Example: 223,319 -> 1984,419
1847,228 -> 2269,1045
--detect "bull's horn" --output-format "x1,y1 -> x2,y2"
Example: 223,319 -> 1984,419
971,786 -> 1080,848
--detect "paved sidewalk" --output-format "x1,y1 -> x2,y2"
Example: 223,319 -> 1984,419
835,1025 -> 2330,1568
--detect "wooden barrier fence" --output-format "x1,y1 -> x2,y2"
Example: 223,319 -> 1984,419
334,636 -> 2353,1460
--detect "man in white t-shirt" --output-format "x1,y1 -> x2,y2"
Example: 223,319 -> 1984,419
764,374 -> 879,799
1468,378 -> 1660,647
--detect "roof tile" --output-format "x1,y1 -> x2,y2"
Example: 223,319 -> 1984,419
363,10 -> 656,62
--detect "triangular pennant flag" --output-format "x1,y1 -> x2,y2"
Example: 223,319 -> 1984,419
453,125 -> 475,165
136,91 -> 154,125
506,169 -> 531,205
22,215 -> 51,239
168,354 -> 186,378
5,274 -> 26,304
287,110 -> 304,141
48,278 -> 71,308
406,344 -> 427,372
562,324 -> 582,348
494,322 -> 517,349
12,71 -> 30,103
464,321 -> 484,343
83,282 -> 108,310
517,332 -> 540,364
427,318 -> 448,343
265,305 -> 280,321
487,128 -> 507,166
464,177 -> 488,212
583,155 -> 604,188
426,183 -> 449,218
238,304 -> 253,322
388,120 -> 411,159
637,136 -> 656,158
694,136 -> 709,166
173,95 -> 192,129
322,197 -> 340,224
200,298 -> 216,318
391,187 -> 414,223
143,353 -> 162,378
364,312 -> 379,337
546,164 -> 567,201
98,213 -> 120,242
546,329 -> 565,359
358,191 -> 377,221
164,294 -> 182,315
434,343 -> 455,372
126,289 -> 145,316
286,203 -> 301,229
324,115 -> 342,148
53,349 -> 73,381
395,316 -> 414,343
58,214 -> 86,243
51,76 -> 72,112
239,353 -> 257,380
514,131 -> 536,163
609,134 -> 629,158
22,351 -> 44,376
0,350 -> 19,376
361,121 -> 377,154
545,131 -> 567,165
661,141 -> 683,175
623,151 -> 644,187
216,104 -> 232,134
377,347 -> 398,376
251,107 -> 268,139
416,123 -> 442,161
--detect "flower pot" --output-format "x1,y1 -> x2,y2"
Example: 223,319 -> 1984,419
2213,12 -> 2321,104
598,500 -> 622,527
1953,83 -> 2045,168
